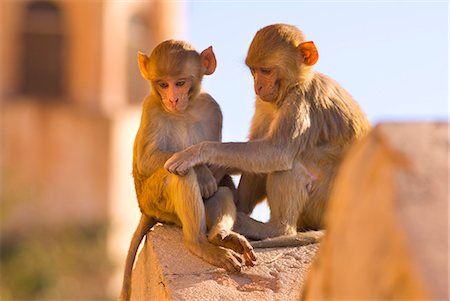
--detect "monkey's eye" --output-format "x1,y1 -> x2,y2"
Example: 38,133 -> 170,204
261,68 -> 272,75
175,80 -> 186,87
158,82 -> 168,89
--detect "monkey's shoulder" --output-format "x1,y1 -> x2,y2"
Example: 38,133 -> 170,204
306,72 -> 370,142
307,72 -> 365,115
310,72 -> 352,100
189,92 -> 223,122
194,92 -> 222,112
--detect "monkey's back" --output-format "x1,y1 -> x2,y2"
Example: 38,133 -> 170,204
300,72 -> 370,165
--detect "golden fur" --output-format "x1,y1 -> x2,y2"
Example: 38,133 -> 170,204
165,24 -> 371,245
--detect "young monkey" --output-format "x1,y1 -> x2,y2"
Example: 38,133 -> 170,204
119,40 -> 256,301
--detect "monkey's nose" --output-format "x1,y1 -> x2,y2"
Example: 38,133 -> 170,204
170,98 -> 179,104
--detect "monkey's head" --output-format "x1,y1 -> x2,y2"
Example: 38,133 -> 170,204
138,40 -> 217,114
245,24 -> 319,103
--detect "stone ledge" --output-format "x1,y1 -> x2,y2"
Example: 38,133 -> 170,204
131,225 -> 318,300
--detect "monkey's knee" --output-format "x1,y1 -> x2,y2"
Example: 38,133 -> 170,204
168,168 -> 200,193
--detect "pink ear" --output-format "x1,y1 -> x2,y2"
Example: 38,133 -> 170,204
138,51 -> 151,80
298,41 -> 319,66
200,46 -> 217,75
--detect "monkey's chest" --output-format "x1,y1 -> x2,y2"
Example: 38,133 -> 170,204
158,121 -> 213,152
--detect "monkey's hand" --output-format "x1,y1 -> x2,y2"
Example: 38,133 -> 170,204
194,165 -> 218,199
165,143 -> 205,176
208,165 -> 228,184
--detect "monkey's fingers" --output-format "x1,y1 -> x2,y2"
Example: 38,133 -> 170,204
202,180 -> 218,199
247,249 -> 257,262
164,157 -> 188,176
222,249 -> 243,273
164,157 -> 178,174
235,234 -> 256,262
207,182 -> 218,198
220,232 -> 256,268
242,242 -> 256,267
243,251 -> 256,267
175,162 -> 192,176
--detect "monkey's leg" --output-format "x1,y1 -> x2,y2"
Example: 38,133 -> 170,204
234,212 -> 282,240
218,174 -> 237,200
299,168 -> 333,230
168,170 -> 243,272
205,187 -> 256,266
266,167 -> 307,235
251,162 -> 323,247
237,173 -> 267,214
235,162 -> 311,241
234,209 -> 323,248
250,230 -> 324,248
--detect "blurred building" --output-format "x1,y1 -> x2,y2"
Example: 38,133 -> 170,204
0,0 -> 185,299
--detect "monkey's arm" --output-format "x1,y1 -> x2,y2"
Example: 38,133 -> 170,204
165,93 -> 310,175
133,102 -> 176,176
136,145 -> 173,177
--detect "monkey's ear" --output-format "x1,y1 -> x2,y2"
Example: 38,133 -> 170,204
138,51 -> 151,80
200,46 -> 217,75
298,41 -> 319,66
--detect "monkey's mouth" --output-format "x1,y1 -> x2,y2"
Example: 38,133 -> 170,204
167,104 -> 188,114
259,93 -> 278,102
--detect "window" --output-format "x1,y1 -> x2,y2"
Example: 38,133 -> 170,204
21,1 -> 65,97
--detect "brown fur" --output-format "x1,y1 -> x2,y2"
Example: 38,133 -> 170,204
119,40 -> 255,301
164,24 -> 371,246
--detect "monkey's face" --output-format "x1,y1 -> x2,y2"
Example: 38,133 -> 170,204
155,76 -> 193,113
250,66 -> 280,102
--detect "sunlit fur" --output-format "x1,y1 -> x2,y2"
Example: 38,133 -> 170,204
119,40 -> 255,301
164,24 -> 371,247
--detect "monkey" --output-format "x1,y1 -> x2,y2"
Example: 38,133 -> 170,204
119,40 -> 256,301
164,24 -> 371,246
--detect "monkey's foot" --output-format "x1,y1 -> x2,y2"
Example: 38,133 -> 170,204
186,240 -> 243,273
208,230 -> 257,267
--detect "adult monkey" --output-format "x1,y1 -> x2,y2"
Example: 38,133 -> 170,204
120,40 -> 256,301
165,24 -> 371,244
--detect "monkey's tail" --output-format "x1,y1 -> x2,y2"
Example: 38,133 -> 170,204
250,230 -> 324,248
119,214 -> 157,301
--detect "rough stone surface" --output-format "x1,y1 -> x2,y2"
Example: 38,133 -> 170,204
302,122 -> 449,300
131,224 -> 318,301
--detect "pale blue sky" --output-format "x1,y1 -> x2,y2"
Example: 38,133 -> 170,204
186,1 -> 448,221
